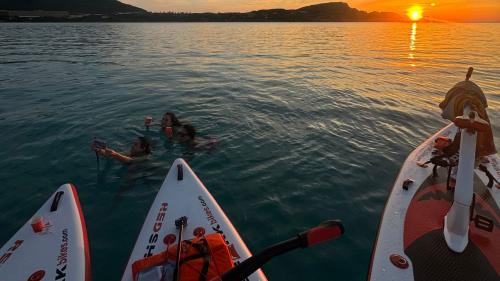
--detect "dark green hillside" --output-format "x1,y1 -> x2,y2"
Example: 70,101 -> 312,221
0,0 -> 145,13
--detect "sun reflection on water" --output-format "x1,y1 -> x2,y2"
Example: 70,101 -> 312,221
409,22 -> 417,67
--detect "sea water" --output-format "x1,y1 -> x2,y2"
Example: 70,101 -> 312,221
0,22 -> 499,280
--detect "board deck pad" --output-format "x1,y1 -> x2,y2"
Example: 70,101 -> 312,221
121,158 -> 267,281
0,184 -> 91,281
404,169 -> 499,281
369,123 -> 500,281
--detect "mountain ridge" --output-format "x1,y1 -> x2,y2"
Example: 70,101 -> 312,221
0,1 -> 406,22
0,0 -> 145,13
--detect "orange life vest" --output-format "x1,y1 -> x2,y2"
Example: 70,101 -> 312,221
132,233 -> 234,281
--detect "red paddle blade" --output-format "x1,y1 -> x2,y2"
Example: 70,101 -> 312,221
303,220 -> 344,247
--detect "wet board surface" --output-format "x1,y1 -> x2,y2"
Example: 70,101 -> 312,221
121,158 -> 267,281
0,183 -> 91,281
368,123 -> 500,281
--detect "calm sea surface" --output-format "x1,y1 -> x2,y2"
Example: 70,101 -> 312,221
0,22 -> 499,280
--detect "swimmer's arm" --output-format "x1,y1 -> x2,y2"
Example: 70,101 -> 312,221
129,155 -> 149,163
110,151 -> 133,163
97,148 -> 133,163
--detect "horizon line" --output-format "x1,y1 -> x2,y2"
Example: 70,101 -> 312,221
120,1 -> 500,23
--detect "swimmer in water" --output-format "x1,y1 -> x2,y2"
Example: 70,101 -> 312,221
178,124 -> 218,149
178,124 -> 197,146
94,137 -> 152,164
161,112 -> 182,139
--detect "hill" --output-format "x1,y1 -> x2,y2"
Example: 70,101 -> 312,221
246,2 -> 404,22
0,1 -> 405,22
0,0 -> 145,13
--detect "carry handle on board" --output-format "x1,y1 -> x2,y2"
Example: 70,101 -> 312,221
50,191 -> 64,212
221,220 -> 344,281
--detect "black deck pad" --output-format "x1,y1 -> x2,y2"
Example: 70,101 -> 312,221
404,166 -> 500,280
405,229 -> 499,281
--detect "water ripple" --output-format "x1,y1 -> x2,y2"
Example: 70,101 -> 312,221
0,22 -> 498,281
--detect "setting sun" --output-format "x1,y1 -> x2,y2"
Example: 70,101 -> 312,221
407,5 -> 423,21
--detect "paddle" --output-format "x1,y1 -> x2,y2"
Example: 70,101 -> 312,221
221,220 -> 344,281
173,216 -> 188,281
91,138 -> 107,166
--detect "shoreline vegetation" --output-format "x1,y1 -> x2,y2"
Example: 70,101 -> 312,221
0,2 -> 409,22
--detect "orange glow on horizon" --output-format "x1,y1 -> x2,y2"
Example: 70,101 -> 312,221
407,5 -> 423,21
121,0 -> 500,22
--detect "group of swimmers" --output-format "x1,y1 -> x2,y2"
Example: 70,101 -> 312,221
92,112 -> 207,164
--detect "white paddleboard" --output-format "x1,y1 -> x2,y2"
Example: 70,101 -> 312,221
0,183 -> 91,281
121,158 -> 267,281
368,123 -> 500,281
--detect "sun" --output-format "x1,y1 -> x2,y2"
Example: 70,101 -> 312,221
407,5 -> 423,21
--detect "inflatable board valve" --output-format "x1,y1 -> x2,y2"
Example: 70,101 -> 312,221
441,67 -> 493,253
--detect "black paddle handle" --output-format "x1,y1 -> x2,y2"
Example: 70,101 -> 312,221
221,236 -> 302,281
221,220 -> 344,281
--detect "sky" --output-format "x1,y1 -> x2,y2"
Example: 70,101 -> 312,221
120,0 -> 500,22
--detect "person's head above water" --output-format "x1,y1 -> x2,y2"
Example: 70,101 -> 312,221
179,124 -> 196,143
162,112 -> 182,127
130,137 -> 152,157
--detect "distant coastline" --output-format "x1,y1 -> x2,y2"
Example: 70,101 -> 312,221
0,2 -> 408,22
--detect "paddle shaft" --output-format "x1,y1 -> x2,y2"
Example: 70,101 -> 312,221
221,220 -> 344,281
221,236 -> 304,281
173,217 -> 188,281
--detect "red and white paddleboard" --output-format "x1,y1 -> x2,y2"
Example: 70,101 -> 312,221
0,183 -> 91,281
121,158 -> 267,281
368,123 -> 500,281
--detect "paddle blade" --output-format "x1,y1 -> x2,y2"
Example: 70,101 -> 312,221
301,220 -> 344,248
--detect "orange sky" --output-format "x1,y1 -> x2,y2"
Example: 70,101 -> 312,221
120,0 -> 500,22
